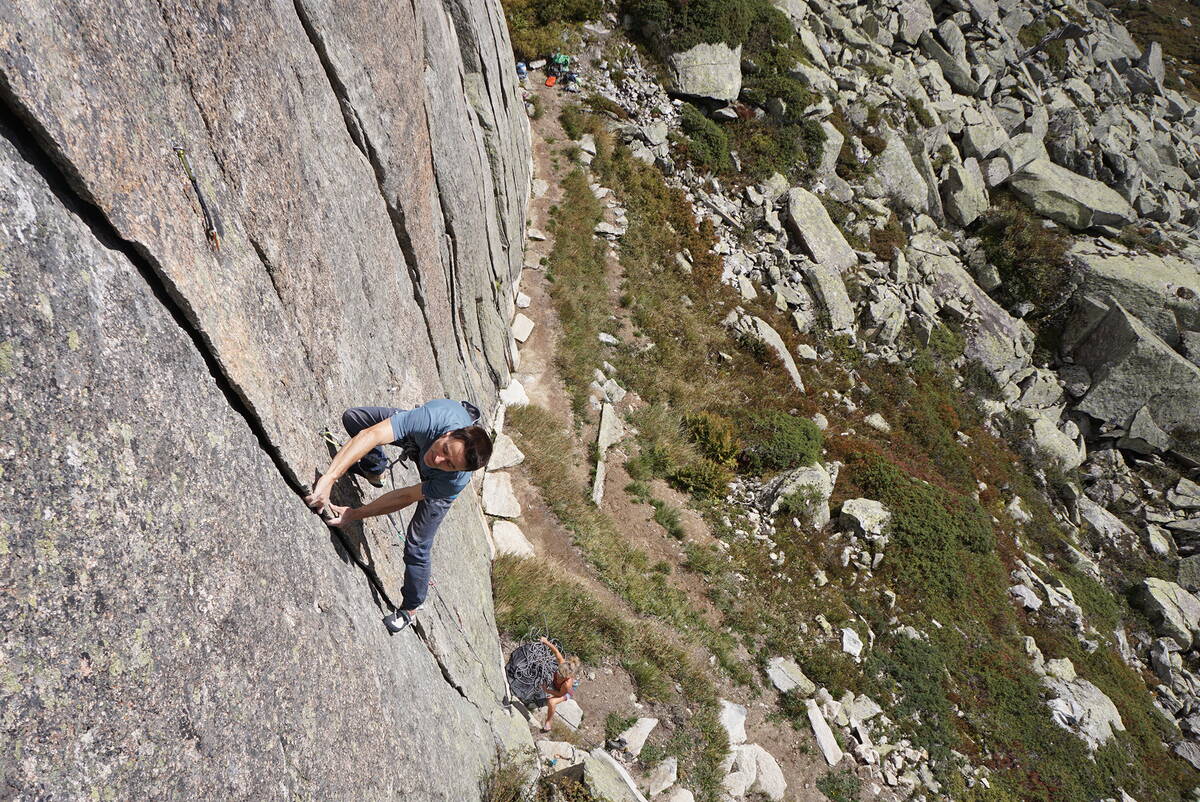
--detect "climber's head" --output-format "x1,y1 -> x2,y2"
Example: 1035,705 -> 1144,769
557,656 -> 581,680
424,425 -> 493,472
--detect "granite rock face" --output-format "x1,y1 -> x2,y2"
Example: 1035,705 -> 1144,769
0,0 -> 531,795
1069,300 -> 1200,462
667,42 -> 743,102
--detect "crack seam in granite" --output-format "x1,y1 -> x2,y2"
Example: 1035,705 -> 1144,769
290,0 -> 451,388
0,97 -> 305,499
291,0 -> 483,705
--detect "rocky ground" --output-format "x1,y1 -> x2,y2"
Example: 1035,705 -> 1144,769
484,0 -> 1200,799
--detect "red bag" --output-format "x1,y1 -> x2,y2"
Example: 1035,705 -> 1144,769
545,75 -> 557,87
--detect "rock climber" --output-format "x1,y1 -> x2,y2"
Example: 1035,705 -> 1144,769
305,399 -> 493,633
537,637 -> 580,733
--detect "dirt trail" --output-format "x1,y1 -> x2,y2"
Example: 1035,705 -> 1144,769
508,76 -> 842,801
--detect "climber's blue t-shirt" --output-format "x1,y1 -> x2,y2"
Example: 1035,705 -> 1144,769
389,398 -> 475,500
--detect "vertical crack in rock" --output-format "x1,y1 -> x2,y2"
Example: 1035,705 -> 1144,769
289,1 -> 502,700
290,0 -> 458,393
248,235 -> 320,379
0,92 -> 300,496
0,90 -> 405,627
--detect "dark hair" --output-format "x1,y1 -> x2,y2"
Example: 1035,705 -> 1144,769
447,425 -> 493,471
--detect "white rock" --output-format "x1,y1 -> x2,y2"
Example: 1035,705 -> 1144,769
1009,584 -> 1043,611
864,413 -> 891,433
841,498 -> 891,536
597,403 -> 625,451
527,228 -> 547,241
487,431 -> 525,471
511,312 -> 535,343
499,379 -> 529,406
598,332 -> 619,345
785,188 -> 857,273
766,657 -> 816,695
719,700 -> 748,745
515,291 -> 532,309
842,627 -> 864,659
554,698 -> 584,729
618,717 -> 658,757
491,520 -> 534,558
658,787 -> 695,802
482,472 -> 522,518
536,739 -> 584,769
1043,673 -> 1125,750
850,694 -> 883,722
807,699 -> 844,765
743,744 -> 787,801
647,756 -> 677,796
722,769 -> 755,798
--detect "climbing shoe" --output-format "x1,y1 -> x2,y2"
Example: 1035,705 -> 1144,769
383,609 -> 412,634
349,463 -> 385,488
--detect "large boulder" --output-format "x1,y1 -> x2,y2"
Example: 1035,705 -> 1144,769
799,259 -> 856,333
583,748 -> 649,802
1042,660 -> 1126,750
0,129 -> 530,798
1069,300 -> 1200,462
766,657 -> 817,695
762,463 -> 837,528
724,309 -> 806,392
1133,578 -> 1200,649
896,0 -> 936,44
784,188 -> 858,274
919,30 -> 979,95
873,130 -> 930,213
0,0 -> 534,795
907,234 -> 1034,385
667,42 -> 742,102
942,157 -> 990,226
1006,159 -> 1136,230
1068,241 -> 1200,348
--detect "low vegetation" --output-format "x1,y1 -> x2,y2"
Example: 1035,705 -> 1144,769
525,100 -> 1197,800
493,555 -> 730,799
544,168 -> 611,416
501,0 -> 600,61
976,194 -> 1075,321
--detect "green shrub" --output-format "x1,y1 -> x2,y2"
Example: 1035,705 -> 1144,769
868,214 -> 908,262
605,712 -> 638,740
651,499 -> 686,539
583,93 -> 631,120
852,456 -> 994,601
816,769 -> 862,802
480,750 -> 534,802
866,635 -> 957,763
683,411 -> 740,466
977,195 -> 1074,319
740,74 -> 817,122
502,0 -> 601,61
905,95 -> 935,128
683,543 -> 723,576
775,486 -> 821,518
738,411 -> 823,474
1017,16 -> 1068,70
727,120 -> 824,183
679,103 -> 732,173
670,458 -> 734,498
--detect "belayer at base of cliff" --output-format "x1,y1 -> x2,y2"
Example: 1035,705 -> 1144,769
305,399 -> 493,632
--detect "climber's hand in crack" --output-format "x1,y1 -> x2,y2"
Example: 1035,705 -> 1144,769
304,477 -> 334,514
319,503 -> 357,528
